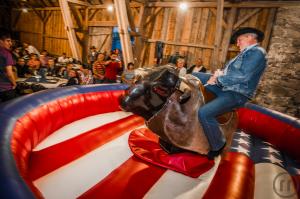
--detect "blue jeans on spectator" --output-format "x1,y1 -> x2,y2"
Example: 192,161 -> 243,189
192,72 -> 248,151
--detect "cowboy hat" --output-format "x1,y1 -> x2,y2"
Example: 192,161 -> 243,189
230,27 -> 264,44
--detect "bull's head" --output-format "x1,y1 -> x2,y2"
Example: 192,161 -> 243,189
120,66 -> 179,120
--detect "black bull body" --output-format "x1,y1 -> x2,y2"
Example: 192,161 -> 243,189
120,65 -> 238,155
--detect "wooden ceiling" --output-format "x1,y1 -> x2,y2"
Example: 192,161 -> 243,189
2,0 -> 297,9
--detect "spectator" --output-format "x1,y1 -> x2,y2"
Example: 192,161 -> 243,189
0,29 -> 17,102
176,57 -> 187,77
87,46 -> 98,67
23,42 -> 40,56
47,58 -> 56,76
66,69 -> 80,86
92,53 -> 106,83
187,58 -> 207,74
16,58 -> 30,78
27,54 -> 41,75
78,65 -> 93,85
57,52 -> 70,64
103,53 -> 122,83
121,62 -> 136,85
39,50 -> 49,67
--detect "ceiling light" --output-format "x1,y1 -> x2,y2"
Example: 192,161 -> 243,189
107,5 -> 114,12
179,2 -> 188,11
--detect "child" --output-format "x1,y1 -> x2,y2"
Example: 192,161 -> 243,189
121,62 -> 136,85
66,69 -> 80,86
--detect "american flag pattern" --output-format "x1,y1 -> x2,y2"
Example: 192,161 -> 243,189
0,85 -> 299,199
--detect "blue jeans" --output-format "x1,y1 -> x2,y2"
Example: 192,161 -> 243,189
192,72 -> 248,151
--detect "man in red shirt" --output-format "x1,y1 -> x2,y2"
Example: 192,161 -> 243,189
104,53 -> 122,83
0,29 -> 17,102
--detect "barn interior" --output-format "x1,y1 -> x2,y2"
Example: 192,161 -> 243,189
0,1 -> 300,199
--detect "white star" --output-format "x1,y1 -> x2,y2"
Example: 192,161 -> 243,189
234,137 -> 250,146
263,154 -> 283,166
261,146 -> 280,155
231,145 -> 250,156
238,131 -> 250,138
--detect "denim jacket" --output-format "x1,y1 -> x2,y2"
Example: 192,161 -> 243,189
217,44 -> 267,98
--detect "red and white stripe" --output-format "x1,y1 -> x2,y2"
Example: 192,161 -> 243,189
31,111 -> 220,199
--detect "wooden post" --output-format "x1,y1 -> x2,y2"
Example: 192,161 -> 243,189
220,7 -> 237,66
114,0 -> 134,67
262,8 -> 277,50
211,0 -> 224,72
58,0 -> 81,61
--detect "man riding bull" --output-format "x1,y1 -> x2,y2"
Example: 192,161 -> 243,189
192,27 -> 267,159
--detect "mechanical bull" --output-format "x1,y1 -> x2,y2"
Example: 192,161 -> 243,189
120,65 -> 238,155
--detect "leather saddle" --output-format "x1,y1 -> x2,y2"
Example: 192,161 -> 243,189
146,75 -> 237,155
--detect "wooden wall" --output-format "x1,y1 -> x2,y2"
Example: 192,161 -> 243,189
11,3 -> 276,69
141,7 -> 276,69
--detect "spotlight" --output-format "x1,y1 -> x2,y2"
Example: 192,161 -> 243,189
107,5 -> 114,12
22,8 -> 28,13
179,2 -> 188,11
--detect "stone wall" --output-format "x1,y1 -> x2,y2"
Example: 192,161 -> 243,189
255,7 -> 300,118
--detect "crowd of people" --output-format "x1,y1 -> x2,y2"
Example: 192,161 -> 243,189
1,27 -> 209,103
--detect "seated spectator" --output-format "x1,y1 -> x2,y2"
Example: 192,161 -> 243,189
27,54 -> 41,75
12,47 -> 22,63
22,49 -> 30,62
103,53 -> 122,83
15,58 -> 30,78
47,58 -> 56,76
78,65 -> 93,85
92,53 -> 106,83
168,51 -> 180,64
57,52 -> 70,64
121,62 -> 136,85
176,57 -> 187,77
187,58 -> 207,74
39,50 -> 49,68
66,69 -> 80,86
23,42 -> 40,56
87,46 -> 98,67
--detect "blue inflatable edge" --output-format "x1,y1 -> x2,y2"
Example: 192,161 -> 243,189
0,84 -> 128,199
0,84 -> 299,199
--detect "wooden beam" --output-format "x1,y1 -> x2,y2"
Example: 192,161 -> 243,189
92,2 -> 141,9
262,8 -> 277,50
147,1 -> 300,8
70,5 -> 83,28
233,8 -> 262,29
58,0 -> 81,61
126,0 -> 137,33
88,9 -> 100,21
12,11 -> 22,28
88,20 -> 117,27
211,0 -> 224,72
209,8 -> 227,29
99,34 -> 110,52
43,11 -> 52,23
220,7 -> 237,65
144,7 -> 163,27
135,2 -> 148,67
67,0 -> 90,7
114,0 -> 134,67
147,39 -> 214,49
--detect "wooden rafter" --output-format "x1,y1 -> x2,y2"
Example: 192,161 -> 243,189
211,0 -> 224,71
58,0 -> 81,60
147,1 -> 300,8
209,8 -> 227,29
262,8 -> 277,50
67,0 -> 90,7
114,0 -> 134,67
220,7 -> 237,65
144,7 -> 163,27
233,8 -> 262,29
